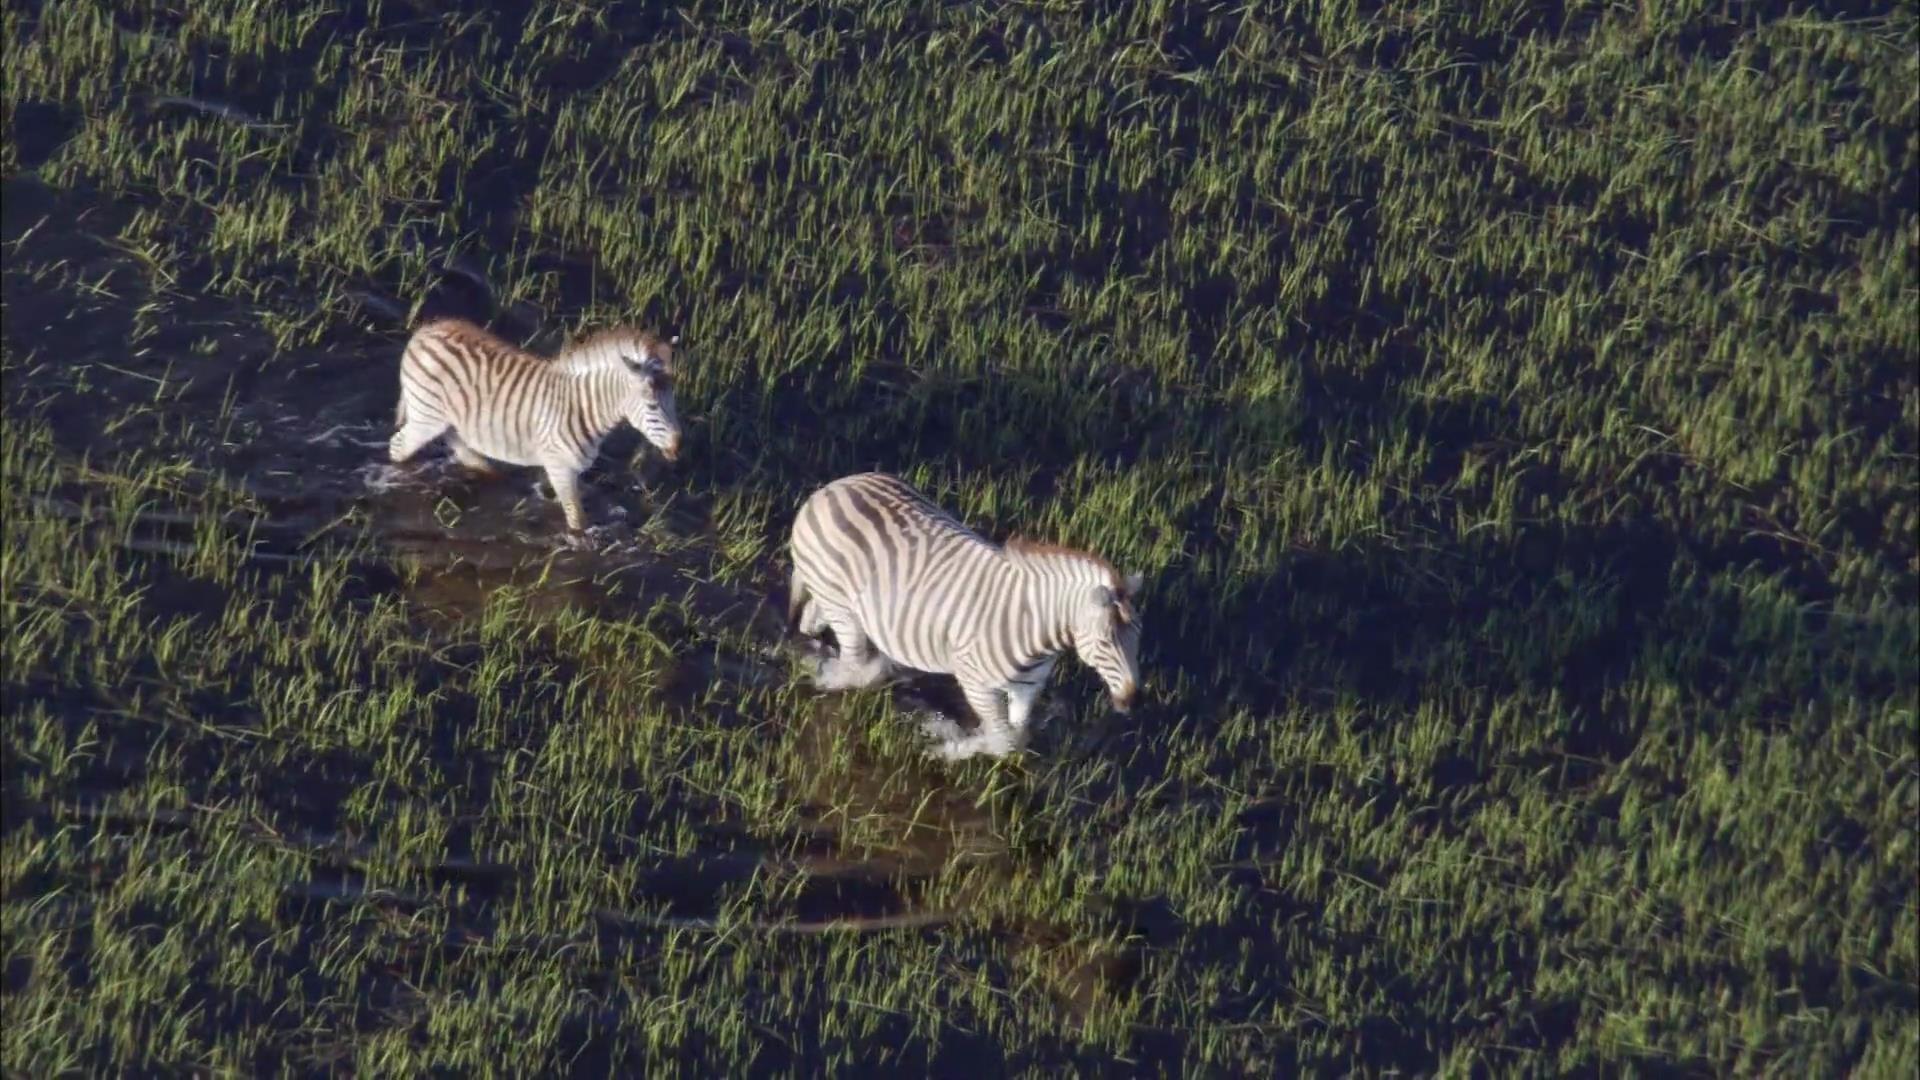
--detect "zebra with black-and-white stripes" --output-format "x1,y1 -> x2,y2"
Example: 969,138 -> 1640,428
389,318 -> 683,532
787,472 -> 1144,761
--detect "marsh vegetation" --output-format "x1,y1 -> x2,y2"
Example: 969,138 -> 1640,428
3,1 -> 1916,1073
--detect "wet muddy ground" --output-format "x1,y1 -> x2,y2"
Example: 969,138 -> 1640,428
6,4 -> 1915,1070
3,173 -> 1165,1069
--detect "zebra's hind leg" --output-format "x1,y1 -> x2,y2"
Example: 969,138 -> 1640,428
794,587 -> 831,640
790,598 -> 839,668
813,613 -> 890,690
445,432 -> 500,476
389,417 -> 447,463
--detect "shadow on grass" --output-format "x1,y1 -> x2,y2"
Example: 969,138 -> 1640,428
6,2 -> 1914,1055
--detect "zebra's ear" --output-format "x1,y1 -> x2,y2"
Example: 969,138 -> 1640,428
1123,571 -> 1144,596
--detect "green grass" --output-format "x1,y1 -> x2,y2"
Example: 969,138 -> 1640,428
4,0 -> 1917,1073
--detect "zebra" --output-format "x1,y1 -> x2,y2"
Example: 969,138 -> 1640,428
388,318 -> 683,532
786,472 -> 1144,761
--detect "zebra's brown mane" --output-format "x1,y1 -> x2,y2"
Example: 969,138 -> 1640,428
413,318 -> 550,362
415,317 -> 507,346
1002,536 -> 1125,592
415,316 -> 487,335
564,327 -> 675,374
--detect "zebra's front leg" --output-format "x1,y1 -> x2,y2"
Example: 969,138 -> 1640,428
1006,679 -> 1046,735
541,458 -> 590,533
928,680 -> 1027,762
1005,657 -> 1058,735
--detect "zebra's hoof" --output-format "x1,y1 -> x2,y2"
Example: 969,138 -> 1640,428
927,737 -> 980,763
559,529 -> 597,552
929,736 -> 1022,762
917,712 -> 967,746
921,716 -> 1021,762
358,461 -> 418,493
799,652 -> 834,684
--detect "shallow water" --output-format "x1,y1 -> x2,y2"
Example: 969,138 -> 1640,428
2,171 -> 1149,1055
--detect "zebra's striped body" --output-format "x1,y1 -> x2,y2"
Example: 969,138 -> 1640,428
788,472 -> 1143,760
389,319 -> 682,531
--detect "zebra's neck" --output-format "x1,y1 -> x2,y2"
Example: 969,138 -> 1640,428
562,361 -> 630,438
1001,547 -> 1110,661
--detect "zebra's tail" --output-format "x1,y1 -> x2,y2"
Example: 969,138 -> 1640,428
786,571 -> 811,636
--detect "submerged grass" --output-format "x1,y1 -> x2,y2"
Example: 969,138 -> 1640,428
3,0 -> 1917,1073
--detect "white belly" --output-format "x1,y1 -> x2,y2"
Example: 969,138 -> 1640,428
459,427 -> 586,470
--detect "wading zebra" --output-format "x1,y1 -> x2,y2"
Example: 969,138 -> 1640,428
388,319 -> 683,532
787,472 -> 1144,761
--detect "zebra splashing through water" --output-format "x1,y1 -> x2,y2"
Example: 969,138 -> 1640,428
388,319 -> 683,532
787,472 -> 1143,761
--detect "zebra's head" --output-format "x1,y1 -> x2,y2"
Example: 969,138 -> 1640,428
618,332 -> 683,462
1074,570 -> 1145,713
